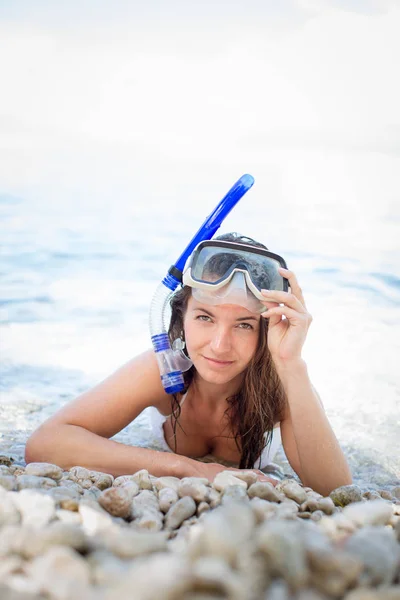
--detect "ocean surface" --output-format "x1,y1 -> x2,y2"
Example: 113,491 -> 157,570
1,181 -> 399,489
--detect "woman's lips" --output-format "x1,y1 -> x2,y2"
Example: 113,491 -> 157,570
204,356 -> 234,367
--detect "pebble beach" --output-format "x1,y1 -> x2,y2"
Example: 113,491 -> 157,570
0,455 -> 399,600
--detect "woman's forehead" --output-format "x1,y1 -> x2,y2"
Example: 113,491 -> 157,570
187,295 -> 260,320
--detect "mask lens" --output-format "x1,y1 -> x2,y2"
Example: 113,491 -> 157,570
192,245 -> 284,292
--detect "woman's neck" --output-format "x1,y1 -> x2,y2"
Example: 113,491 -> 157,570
189,373 -> 243,410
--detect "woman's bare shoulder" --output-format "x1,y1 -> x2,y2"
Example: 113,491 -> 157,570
38,348 -> 172,439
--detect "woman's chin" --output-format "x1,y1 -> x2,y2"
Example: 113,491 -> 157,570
193,363 -> 242,386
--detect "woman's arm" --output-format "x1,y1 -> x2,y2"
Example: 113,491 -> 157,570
277,359 -> 352,496
26,349 -> 282,482
25,349 -> 194,477
261,267 -> 352,495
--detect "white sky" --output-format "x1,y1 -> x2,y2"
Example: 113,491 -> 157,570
0,0 -> 399,208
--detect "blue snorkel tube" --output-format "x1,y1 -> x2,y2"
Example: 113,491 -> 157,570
150,174 -> 255,394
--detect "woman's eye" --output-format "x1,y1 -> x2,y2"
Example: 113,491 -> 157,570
196,315 -> 212,322
238,322 -> 254,330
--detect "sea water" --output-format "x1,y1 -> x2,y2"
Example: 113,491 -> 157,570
1,181 -> 399,488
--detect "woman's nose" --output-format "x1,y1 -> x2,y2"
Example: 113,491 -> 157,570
210,327 -> 232,354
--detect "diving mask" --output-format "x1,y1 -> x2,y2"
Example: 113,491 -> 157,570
182,240 -> 288,313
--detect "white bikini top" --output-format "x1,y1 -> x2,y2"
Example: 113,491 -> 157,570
147,391 -> 282,469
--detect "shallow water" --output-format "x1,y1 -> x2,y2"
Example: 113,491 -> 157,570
1,187 -> 399,488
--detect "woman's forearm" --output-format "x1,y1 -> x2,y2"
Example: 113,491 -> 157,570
275,359 -> 352,496
25,424 -> 197,479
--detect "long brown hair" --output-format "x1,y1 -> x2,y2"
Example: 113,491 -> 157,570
168,233 -> 288,469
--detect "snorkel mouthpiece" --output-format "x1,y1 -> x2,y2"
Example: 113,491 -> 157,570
149,174 -> 255,394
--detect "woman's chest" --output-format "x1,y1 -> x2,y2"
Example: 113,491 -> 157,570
162,402 -> 241,464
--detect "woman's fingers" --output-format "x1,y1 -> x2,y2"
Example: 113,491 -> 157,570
261,305 -> 311,325
278,267 -> 307,309
261,292 -> 306,315
253,470 -> 278,486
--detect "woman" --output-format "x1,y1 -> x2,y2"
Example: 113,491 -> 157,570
25,233 -> 352,496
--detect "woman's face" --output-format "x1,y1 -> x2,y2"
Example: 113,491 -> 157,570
183,294 -> 261,387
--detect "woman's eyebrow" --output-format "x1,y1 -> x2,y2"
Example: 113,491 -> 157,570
236,316 -> 259,322
193,307 -> 215,317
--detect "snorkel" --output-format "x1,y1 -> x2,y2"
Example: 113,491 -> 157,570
150,174 -> 255,394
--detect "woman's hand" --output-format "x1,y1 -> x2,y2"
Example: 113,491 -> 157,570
192,461 -> 278,486
261,267 -> 312,365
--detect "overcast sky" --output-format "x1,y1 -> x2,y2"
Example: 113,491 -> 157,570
0,0 -> 399,210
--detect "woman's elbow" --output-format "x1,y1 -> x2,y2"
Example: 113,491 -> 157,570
25,425 -> 58,465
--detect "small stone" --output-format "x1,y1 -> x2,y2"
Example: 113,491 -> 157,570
47,486 -> 81,503
60,498 -> 79,512
300,498 -> 319,512
97,528 -> 168,559
316,497 -> 335,515
69,466 -> 91,482
158,487 -> 179,513
165,496 -> 196,529
0,491 -> 21,527
178,478 -> 209,503
379,489 -> 395,502
250,497 -> 278,523
207,487 -> 221,508
213,471 -> 248,492
221,485 -> 249,505
0,555 -> 24,580
24,462 -> 63,481
82,487 -> 101,501
344,526 -> 400,586
191,556 -> 247,598
197,502 -> 210,517
42,521 -> 88,554
103,553 -> 192,600
80,478 -> 94,490
16,475 -> 57,490
233,470 -> 258,487
266,580 -> 292,600
55,509 -> 81,524
308,548 -> 363,597
342,500 -> 393,527
248,481 -> 283,503
99,484 -> 139,518
79,500 -> 115,535
154,476 -> 181,492
1,574 -> 42,597
10,466 -> 25,477
330,484 -> 363,507
132,469 -> 153,490
89,470 -> 114,490
256,520 -> 309,590
58,479 -> 84,494
392,486 -> 400,500
279,480 -> 307,504
131,490 -> 163,530
27,546 -> 91,600
87,549 -> 129,587
12,489 -> 56,528
363,490 -> 382,501
276,501 -> 299,520
345,589 -> 400,600
0,456 -> 13,467
310,510 -> 324,522
0,475 -> 16,491
113,475 -> 136,487
188,503 -> 255,566
331,512 -> 357,535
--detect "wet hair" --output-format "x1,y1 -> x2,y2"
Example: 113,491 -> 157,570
168,232 -> 288,469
